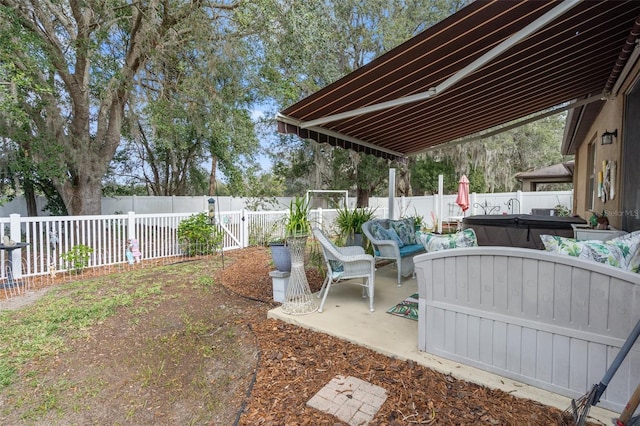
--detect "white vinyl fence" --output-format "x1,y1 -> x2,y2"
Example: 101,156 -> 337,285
0,191 -> 572,284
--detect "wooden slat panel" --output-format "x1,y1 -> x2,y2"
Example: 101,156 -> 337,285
570,267 -> 590,329
479,318 -> 493,365
536,331 -> 553,384
569,339 -> 589,391
455,312 -> 468,357
537,263 -> 554,320
553,264 -> 572,324
468,256 -> 482,306
522,258 -> 539,318
507,257 -> 523,315
467,315 -> 481,361
552,334 -> 571,389
493,321 -> 507,370
445,310 -> 457,354
521,328 -> 537,378
506,323 -> 522,374
608,276 -> 634,339
494,256 -> 508,311
480,255 -> 494,308
587,342 -> 608,390
455,256 -> 469,303
589,273 -> 610,334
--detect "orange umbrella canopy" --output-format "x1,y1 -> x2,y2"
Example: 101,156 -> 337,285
456,175 -> 470,212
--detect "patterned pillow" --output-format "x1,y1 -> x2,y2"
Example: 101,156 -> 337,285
369,222 -> 387,241
419,228 -> 478,252
385,227 -> 405,247
390,219 -> 417,245
608,230 -> 640,272
540,235 -> 626,269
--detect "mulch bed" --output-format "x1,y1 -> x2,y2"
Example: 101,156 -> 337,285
218,246 -> 580,425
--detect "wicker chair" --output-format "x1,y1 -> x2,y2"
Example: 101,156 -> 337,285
312,227 -> 375,312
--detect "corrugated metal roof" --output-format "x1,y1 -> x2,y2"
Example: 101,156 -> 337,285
277,0 -> 640,160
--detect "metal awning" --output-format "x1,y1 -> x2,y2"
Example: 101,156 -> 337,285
277,0 -> 640,161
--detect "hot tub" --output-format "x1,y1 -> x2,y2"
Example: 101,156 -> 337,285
462,214 -> 587,249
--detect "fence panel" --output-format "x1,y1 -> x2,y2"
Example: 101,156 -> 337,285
0,191 -> 576,285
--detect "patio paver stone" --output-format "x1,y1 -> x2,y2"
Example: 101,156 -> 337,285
307,375 -> 387,425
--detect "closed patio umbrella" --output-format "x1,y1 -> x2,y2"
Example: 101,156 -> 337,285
455,175 -> 470,215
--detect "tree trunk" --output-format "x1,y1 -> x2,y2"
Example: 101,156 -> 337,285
356,188 -> 370,207
24,180 -> 38,217
60,173 -> 104,215
209,155 -> 217,196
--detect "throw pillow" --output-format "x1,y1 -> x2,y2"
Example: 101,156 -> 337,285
608,230 -> 640,272
419,228 -> 478,252
390,218 -> 417,246
369,222 -> 387,241
385,227 -> 405,248
540,235 -> 626,269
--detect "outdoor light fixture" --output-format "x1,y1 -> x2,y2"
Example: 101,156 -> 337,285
601,129 -> 617,145
208,197 -> 216,224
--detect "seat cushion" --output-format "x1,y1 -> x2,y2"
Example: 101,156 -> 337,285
419,228 -> 478,252
398,244 -> 425,257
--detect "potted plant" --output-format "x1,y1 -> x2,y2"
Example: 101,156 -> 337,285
269,197 -> 311,272
285,196 -> 312,238
335,206 -> 377,246
269,238 -> 291,272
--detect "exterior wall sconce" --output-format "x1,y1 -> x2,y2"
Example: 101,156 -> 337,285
601,129 -> 617,145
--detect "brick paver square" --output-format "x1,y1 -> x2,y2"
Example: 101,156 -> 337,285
307,375 -> 388,426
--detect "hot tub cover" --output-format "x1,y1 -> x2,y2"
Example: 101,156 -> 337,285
462,214 -> 587,249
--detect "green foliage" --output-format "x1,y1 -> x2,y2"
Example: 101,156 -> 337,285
403,208 -> 425,230
285,196 -> 311,237
177,213 -> 223,256
410,156 -> 458,194
60,245 -> 94,274
553,204 -> 571,217
335,206 -> 377,239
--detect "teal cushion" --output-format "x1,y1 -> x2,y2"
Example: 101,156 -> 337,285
390,219 -> 417,246
399,244 -> 425,256
419,229 -> 478,252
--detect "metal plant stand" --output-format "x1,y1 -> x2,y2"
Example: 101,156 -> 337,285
281,235 -> 318,315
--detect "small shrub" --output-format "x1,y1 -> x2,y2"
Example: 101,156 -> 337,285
177,212 -> 223,256
61,244 -> 94,273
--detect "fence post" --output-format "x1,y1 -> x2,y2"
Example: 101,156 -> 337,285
127,211 -> 136,240
241,209 -> 249,248
8,214 -> 23,279
517,190 -> 524,214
